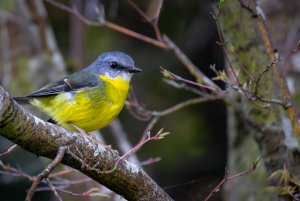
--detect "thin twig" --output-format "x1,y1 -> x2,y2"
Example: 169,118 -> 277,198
102,129 -> 169,174
125,0 -> 218,93
0,160 -> 33,180
46,178 -> 64,201
69,129 -> 168,174
158,96 -> 223,116
125,0 -> 163,40
48,168 -> 72,178
126,87 -> 152,121
57,188 -> 110,199
126,0 -> 151,23
44,0 -> 166,49
204,157 -> 260,201
163,35 -> 220,89
161,67 -> 222,92
35,177 -> 93,194
238,0 -> 258,17
225,45 -> 255,81
25,146 -> 67,201
0,144 -> 17,157
109,119 -> 140,164
142,95 -> 224,139
163,79 -> 209,96
212,8 -> 270,109
140,157 -> 162,166
37,184 -> 110,199
282,41 -> 300,61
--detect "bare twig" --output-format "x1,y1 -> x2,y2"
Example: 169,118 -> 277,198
161,67 -> 222,92
212,8 -> 271,109
44,0 -> 167,49
204,157 -> 260,201
163,35 -> 220,89
48,168 -> 72,178
55,187 -> 110,199
126,0 -> 151,23
25,146 -> 67,201
102,129 -> 169,174
255,95 -> 290,109
126,0 -> 163,40
36,184 -> 110,199
140,157 -> 162,166
0,160 -> 33,180
238,0 -> 257,17
124,0 -> 220,96
68,129 -> 168,174
225,44 -> 255,81
45,178 -> 64,201
163,79 -> 208,96
283,41 -> 300,61
109,119 -> 140,164
142,95 -> 225,139
126,87 -> 152,121
0,144 -> 17,157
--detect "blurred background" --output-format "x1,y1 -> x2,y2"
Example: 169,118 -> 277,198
0,0 -> 226,200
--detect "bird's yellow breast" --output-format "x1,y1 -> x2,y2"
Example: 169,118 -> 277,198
31,76 -> 130,132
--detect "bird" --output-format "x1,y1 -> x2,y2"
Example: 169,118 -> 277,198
14,51 -> 142,133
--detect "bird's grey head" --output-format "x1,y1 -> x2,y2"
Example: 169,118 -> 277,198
91,51 -> 142,81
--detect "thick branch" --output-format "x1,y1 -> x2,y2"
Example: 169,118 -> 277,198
0,85 -> 172,201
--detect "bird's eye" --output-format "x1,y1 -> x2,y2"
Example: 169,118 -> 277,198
110,62 -> 118,69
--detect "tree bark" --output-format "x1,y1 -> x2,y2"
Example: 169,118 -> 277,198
219,0 -> 300,200
0,85 -> 172,201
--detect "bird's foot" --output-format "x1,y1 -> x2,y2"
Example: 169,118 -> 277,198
68,123 -> 89,135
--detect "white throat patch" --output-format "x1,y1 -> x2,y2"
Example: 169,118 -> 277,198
105,71 -> 133,81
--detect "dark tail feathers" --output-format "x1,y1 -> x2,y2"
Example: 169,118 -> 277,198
13,97 -> 32,104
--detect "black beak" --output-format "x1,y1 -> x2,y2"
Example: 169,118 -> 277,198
128,66 -> 142,73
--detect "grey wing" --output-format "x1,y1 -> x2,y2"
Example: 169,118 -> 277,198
27,71 -> 102,97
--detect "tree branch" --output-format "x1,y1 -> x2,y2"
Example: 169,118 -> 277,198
26,146 -> 67,201
0,85 -> 172,201
255,4 -> 300,145
44,0 -> 167,49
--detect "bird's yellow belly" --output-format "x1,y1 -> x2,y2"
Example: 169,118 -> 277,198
31,77 -> 130,132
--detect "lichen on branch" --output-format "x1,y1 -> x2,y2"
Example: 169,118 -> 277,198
0,85 -> 172,201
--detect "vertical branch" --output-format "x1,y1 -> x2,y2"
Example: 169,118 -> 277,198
256,5 -> 300,144
27,0 -> 66,72
69,0 -> 86,66
0,19 -> 12,88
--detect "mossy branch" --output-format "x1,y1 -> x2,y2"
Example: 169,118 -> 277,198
0,85 -> 172,201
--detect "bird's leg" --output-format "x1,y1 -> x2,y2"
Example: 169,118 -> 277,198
68,123 -> 99,143
68,123 -> 89,135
